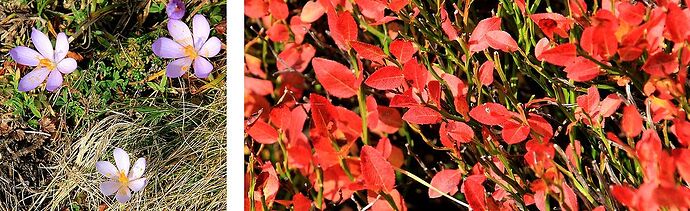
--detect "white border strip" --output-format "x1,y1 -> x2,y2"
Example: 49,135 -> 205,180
227,1 -> 244,210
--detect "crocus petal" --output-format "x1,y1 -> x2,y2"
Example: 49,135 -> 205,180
113,148 -> 130,176
18,68 -> 49,92
54,33 -> 69,62
115,187 -> 132,203
198,37 -> 221,58
31,28 -> 54,60
193,57 -> 213,78
100,181 -> 121,195
128,178 -> 147,192
45,71 -> 63,92
152,38 -> 185,59
166,0 -> 185,20
9,46 -> 42,66
57,58 -> 77,74
192,14 -> 210,50
168,19 -> 193,47
166,57 -> 193,78
128,158 -> 146,179
96,161 -> 119,179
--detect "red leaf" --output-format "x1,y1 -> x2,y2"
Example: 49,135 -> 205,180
539,43 -> 577,66
534,38 -> 549,61
267,22 -> 290,42
390,39 -> 416,63
478,60 -> 494,86
636,129 -> 662,164
428,169 -> 463,198
365,66 -> 404,90
329,11 -> 359,50
527,114 -> 553,142
530,13 -> 571,39
427,80 -> 441,106
360,145 -> 396,193
311,57 -> 358,98
446,120 -> 475,143
376,137 -> 393,159
376,106 -> 404,133
388,0 -> 409,12
245,77 -> 274,96
390,91 -> 420,108
561,184 -> 579,211
277,43 -> 316,73
290,15 -> 311,44
610,185 -> 636,208
245,0 -> 269,18
355,0 -> 386,20
309,93 -> 339,136
254,162 -> 280,200
673,149 -> 690,184
269,104 -> 291,131
617,1 -> 646,25
501,119 -> 530,144
461,175 -> 487,210
248,120 -> 279,144
292,193 -> 311,211
569,0 -> 587,17
440,8 -> 458,40
485,30 -> 519,52
469,17 -> 502,52
665,4 -> 690,43
368,189 -> 408,211
300,1 -> 325,23
643,52 -> 678,77
563,57 -> 601,82
402,106 -> 442,124
599,94 -> 623,118
469,103 -> 511,126
313,137 -> 341,168
351,41 -> 386,64
622,105 -> 643,138
402,59 -> 428,91
269,0 -> 289,20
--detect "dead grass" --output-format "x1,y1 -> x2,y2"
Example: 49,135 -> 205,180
28,89 -> 226,210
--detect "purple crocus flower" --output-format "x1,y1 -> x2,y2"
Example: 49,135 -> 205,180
9,28 -> 77,92
96,148 -> 147,203
166,0 -> 186,20
152,15 -> 221,78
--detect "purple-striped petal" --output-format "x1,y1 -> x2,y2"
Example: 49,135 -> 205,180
168,19 -> 193,47
57,58 -> 77,74
198,37 -> 221,58
128,158 -> 146,179
45,71 -> 63,92
192,15 -> 210,50
54,33 -> 69,62
128,178 -> 147,192
31,28 -> 54,61
152,38 -> 185,59
166,57 -> 193,78
96,161 -> 119,179
115,187 -> 132,203
18,67 -> 49,92
10,46 -> 42,66
100,181 -> 121,196
113,148 -> 130,176
193,57 -> 213,78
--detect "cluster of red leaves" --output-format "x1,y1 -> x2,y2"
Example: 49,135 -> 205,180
245,0 -> 690,210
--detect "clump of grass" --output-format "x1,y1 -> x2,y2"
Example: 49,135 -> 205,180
25,89 -> 226,210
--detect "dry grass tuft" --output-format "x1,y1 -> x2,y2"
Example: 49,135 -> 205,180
19,90 -> 227,210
